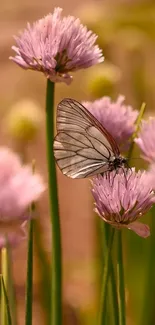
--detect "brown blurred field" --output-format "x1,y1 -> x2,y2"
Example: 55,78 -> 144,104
1,0 -> 155,324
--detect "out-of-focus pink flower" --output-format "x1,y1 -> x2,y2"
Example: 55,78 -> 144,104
135,117 -> 155,163
10,7 -> 103,84
146,164 -> 155,190
92,168 -> 155,238
0,147 -> 45,248
83,95 -> 138,149
0,223 -> 26,249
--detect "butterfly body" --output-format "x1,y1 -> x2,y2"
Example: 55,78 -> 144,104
53,98 -> 127,179
108,156 -> 127,171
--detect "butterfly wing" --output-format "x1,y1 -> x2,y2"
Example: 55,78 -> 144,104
53,98 -> 120,179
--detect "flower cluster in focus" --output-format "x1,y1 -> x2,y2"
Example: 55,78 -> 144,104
10,7 -> 103,84
83,95 -> 138,149
92,169 -> 155,238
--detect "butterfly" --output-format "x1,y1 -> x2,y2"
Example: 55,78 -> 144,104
53,98 -> 127,179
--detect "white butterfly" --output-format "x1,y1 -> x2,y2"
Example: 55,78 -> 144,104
53,98 -> 127,179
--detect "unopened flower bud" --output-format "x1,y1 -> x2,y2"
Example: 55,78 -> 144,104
5,99 -> 43,142
85,63 -> 121,98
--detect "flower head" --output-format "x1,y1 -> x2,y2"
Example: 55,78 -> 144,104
10,7 -> 103,84
0,147 -> 45,248
135,117 -> 155,163
82,95 -> 138,149
92,168 -> 155,238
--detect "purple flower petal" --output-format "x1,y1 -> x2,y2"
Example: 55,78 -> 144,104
10,7 -> 104,84
127,221 -> 150,238
83,95 -> 138,149
92,168 -> 154,237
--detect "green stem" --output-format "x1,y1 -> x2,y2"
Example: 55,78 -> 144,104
25,219 -> 33,325
0,275 -> 12,325
117,231 -> 126,325
34,218 -> 51,325
98,228 -> 115,325
1,248 -> 8,325
1,243 -> 17,325
109,274 -> 119,325
45,80 -> 62,325
102,223 -> 119,325
4,244 -> 17,325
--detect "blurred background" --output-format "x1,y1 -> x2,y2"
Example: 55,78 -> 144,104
1,0 -> 155,324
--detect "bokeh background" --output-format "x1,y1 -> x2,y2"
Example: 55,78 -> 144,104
1,0 -> 155,324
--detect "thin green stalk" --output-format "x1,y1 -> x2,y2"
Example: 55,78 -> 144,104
0,275 -> 12,325
102,222 -> 119,325
25,162 -> 37,325
45,79 -> 62,325
25,219 -> 33,325
117,231 -> 126,325
34,218 -> 51,325
98,228 -> 115,325
3,244 -> 17,325
109,273 -> 119,325
1,248 -> 8,325
128,102 -> 146,161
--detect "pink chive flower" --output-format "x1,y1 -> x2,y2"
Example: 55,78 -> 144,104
92,168 -> 155,238
83,95 -> 138,149
135,117 -> 155,163
146,164 -> 155,190
10,7 -> 103,84
0,147 -> 45,248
